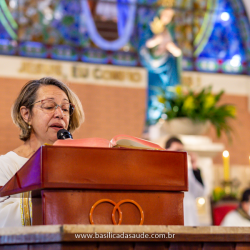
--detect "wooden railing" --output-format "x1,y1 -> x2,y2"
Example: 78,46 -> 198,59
1,225 -> 250,249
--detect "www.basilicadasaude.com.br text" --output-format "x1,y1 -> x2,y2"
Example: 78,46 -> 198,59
75,232 -> 175,239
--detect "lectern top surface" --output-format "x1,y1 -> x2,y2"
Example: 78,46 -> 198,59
0,146 -> 188,196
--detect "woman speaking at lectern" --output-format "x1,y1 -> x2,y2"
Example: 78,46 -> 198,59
0,77 -> 84,227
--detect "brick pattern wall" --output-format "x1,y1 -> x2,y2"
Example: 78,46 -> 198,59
1,77 -> 249,166
207,94 -> 250,165
0,77 -> 146,155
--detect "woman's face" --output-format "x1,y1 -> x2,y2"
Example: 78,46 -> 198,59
29,85 -> 70,144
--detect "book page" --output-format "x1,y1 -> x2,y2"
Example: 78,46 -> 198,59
110,134 -> 165,150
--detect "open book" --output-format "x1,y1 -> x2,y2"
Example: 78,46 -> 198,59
53,134 -> 165,150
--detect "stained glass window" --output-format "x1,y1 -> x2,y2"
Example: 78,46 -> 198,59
0,0 -> 249,74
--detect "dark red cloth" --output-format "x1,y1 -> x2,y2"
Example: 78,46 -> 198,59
212,203 -> 238,225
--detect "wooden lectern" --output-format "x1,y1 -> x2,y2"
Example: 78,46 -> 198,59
0,146 -> 188,226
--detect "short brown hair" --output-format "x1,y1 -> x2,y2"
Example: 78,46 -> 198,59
165,136 -> 183,149
12,77 -> 84,141
241,188 -> 250,203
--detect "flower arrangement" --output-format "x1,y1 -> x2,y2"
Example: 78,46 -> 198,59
157,85 -> 236,139
212,177 -> 240,202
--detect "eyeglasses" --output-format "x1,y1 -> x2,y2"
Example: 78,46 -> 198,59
33,99 -> 75,116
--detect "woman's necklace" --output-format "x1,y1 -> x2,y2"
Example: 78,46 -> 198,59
26,149 -> 36,158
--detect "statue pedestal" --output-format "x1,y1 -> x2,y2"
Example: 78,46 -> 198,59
149,124 -> 224,225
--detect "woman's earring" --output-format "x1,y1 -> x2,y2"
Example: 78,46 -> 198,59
28,124 -> 31,130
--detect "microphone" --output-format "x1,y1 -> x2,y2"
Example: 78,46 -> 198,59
57,129 -> 73,140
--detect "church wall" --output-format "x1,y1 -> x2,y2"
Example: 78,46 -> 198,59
1,75 -> 250,168
0,58 -> 250,169
207,94 -> 250,166
0,77 -> 146,155
183,71 -> 250,166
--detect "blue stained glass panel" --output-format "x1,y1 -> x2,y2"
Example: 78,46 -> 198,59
193,0 -> 247,73
0,0 -> 18,40
51,0 -> 83,46
17,0 -> 85,46
0,0 -> 248,75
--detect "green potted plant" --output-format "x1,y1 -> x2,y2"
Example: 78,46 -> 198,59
156,85 -> 236,139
